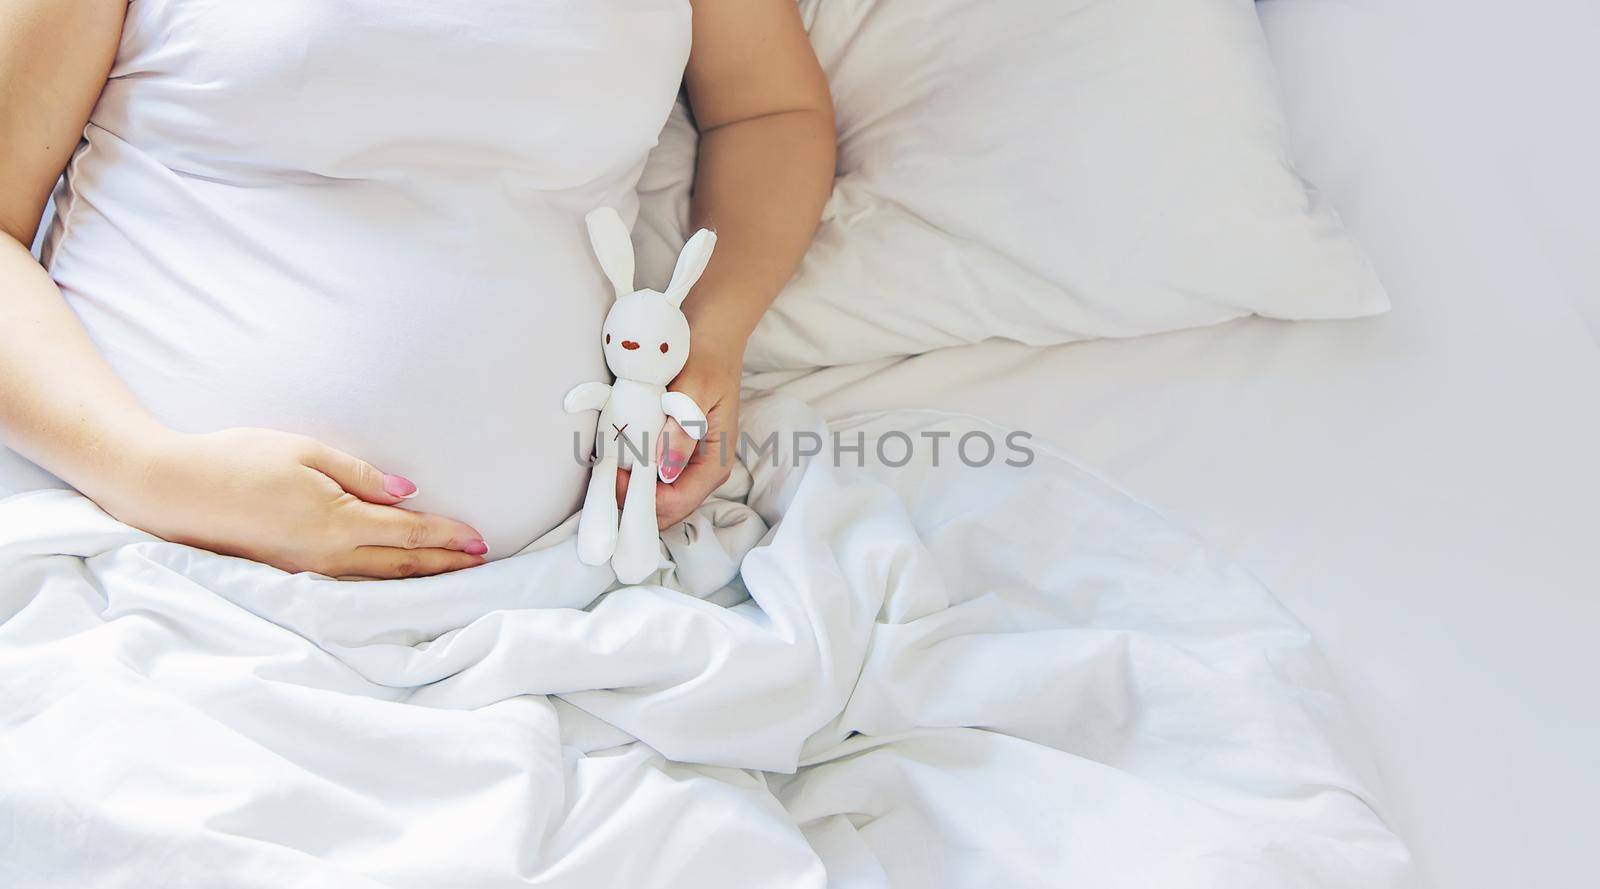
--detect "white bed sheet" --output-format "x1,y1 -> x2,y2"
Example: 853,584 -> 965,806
751,2 -> 1600,887
1,402 -> 1414,888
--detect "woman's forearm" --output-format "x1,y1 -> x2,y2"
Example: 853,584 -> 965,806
682,109 -> 835,369
0,235 -> 170,497
1,0 -> 151,500
677,0 -> 834,369
641,0 -> 833,524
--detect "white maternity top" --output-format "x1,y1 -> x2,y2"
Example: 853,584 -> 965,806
6,0 -> 692,556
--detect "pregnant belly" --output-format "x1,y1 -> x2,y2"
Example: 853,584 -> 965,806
46,169 -> 614,558
118,294 -> 605,558
122,295 -> 605,558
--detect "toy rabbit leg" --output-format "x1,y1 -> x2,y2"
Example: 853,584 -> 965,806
565,380 -> 618,565
575,449 -> 619,565
613,450 -> 662,583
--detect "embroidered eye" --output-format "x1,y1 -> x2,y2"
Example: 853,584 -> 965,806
605,334 -> 611,344
659,342 -> 670,354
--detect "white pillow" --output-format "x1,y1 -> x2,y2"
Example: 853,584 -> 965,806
636,0 -> 1388,371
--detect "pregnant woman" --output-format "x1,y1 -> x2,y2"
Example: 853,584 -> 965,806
0,0 -> 834,578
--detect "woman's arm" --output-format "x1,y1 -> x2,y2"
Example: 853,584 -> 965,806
646,0 -> 835,526
1,0 -> 487,577
0,0 -> 155,493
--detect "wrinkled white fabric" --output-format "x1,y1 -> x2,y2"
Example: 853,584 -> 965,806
0,398 -> 1411,887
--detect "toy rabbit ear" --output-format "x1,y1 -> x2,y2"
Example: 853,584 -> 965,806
585,207 -> 635,299
663,228 -> 717,308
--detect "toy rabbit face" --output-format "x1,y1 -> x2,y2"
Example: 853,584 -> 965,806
584,207 -> 717,386
602,292 -> 691,385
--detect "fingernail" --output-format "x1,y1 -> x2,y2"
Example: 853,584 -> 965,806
383,474 -> 418,499
462,539 -> 489,556
660,450 -> 685,483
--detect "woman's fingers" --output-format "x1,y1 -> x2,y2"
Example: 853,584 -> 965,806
302,444 -> 487,554
304,443 -> 418,505
330,545 -> 485,580
657,418 -> 698,484
346,501 -> 489,555
654,441 -> 732,529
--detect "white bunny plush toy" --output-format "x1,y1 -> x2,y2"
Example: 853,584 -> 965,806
564,207 -> 716,583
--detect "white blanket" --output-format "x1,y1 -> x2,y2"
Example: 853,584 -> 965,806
0,397 -> 1411,887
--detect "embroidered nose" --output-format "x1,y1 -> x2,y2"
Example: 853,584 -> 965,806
621,340 -> 640,351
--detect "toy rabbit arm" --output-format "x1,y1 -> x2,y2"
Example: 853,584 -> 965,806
660,391 -> 707,441
563,381 -> 612,414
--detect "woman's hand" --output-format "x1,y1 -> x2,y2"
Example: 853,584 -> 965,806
657,352 -> 741,528
95,427 -> 490,579
615,349 -> 742,530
